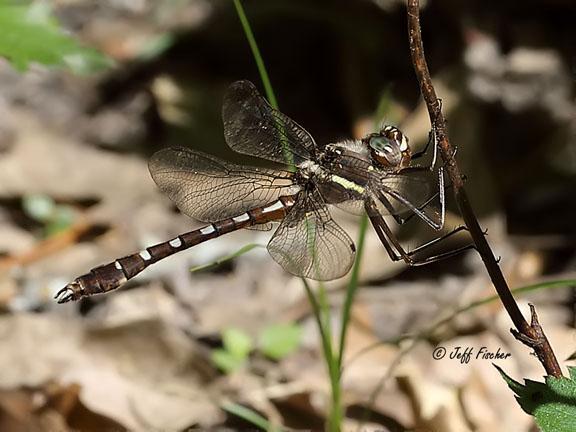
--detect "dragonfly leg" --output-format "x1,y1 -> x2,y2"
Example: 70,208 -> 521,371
381,153 -> 467,228
406,242 -> 476,266
404,225 -> 468,253
409,123 -> 458,171
398,190 -> 440,225
411,129 -> 435,161
376,174 -> 445,230
367,208 -> 413,263
401,225 -> 476,266
367,201 -> 473,265
398,173 -> 458,225
412,99 -> 444,161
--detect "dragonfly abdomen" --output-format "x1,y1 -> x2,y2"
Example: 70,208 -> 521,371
55,196 -> 296,303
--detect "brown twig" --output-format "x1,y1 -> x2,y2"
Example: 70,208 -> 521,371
0,219 -> 92,271
406,0 -> 562,378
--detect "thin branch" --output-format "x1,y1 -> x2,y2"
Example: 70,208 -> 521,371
406,0 -> 562,378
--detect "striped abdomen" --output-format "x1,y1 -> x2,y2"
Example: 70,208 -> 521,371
55,196 -> 296,303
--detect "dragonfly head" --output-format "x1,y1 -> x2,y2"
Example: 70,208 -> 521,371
366,125 -> 411,169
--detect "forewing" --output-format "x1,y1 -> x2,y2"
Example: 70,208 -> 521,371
267,188 -> 355,280
149,147 -> 297,222
222,80 -> 315,166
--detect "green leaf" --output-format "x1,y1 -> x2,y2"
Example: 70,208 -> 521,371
221,401 -> 284,432
190,243 -> 263,273
137,32 -> 175,61
222,327 -> 253,360
44,205 -> 74,236
0,2 -> 112,73
22,194 -> 75,237
259,323 -> 302,360
22,193 -> 55,222
496,365 -> 576,432
211,349 -> 246,373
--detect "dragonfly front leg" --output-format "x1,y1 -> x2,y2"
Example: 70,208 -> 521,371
410,115 -> 456,168
410,128 -> 437,163
376,169 -> 445,231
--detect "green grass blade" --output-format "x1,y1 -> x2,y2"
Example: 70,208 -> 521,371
348,279 -> 576,365
333,90 -> 392,430
410,279 -> 576,344
317,283 -> 342,432
302,278 -> 341,432
232,0 -> 294,170
373,86 -> 393,127
221,401 -> 283,432
337,214 -> 368,369
232,0 -> 277,110
457,279 -> 576,314
337,88 -> 391,376
190,243 -> 264,273
302,279 -> 334,373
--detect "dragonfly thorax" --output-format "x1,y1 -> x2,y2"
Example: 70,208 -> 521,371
298,143 -> 371,206
297,160 -> 321,182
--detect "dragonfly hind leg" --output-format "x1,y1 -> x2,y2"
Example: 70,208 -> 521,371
367,203 -> 474,266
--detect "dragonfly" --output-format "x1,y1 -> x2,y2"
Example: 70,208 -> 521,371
55,80 -> 469,303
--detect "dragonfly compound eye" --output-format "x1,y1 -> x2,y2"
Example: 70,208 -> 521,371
369,136 -> 403,167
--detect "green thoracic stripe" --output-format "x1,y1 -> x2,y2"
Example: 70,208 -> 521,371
330,175 -> 365,193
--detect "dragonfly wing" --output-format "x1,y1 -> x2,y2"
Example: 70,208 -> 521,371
149,147 -> 298,222
369,168 -> 442,223
267,188 -> 355,280
246,222 -> 275,231
222,80 -> 315,166
333,199 -> 366,216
